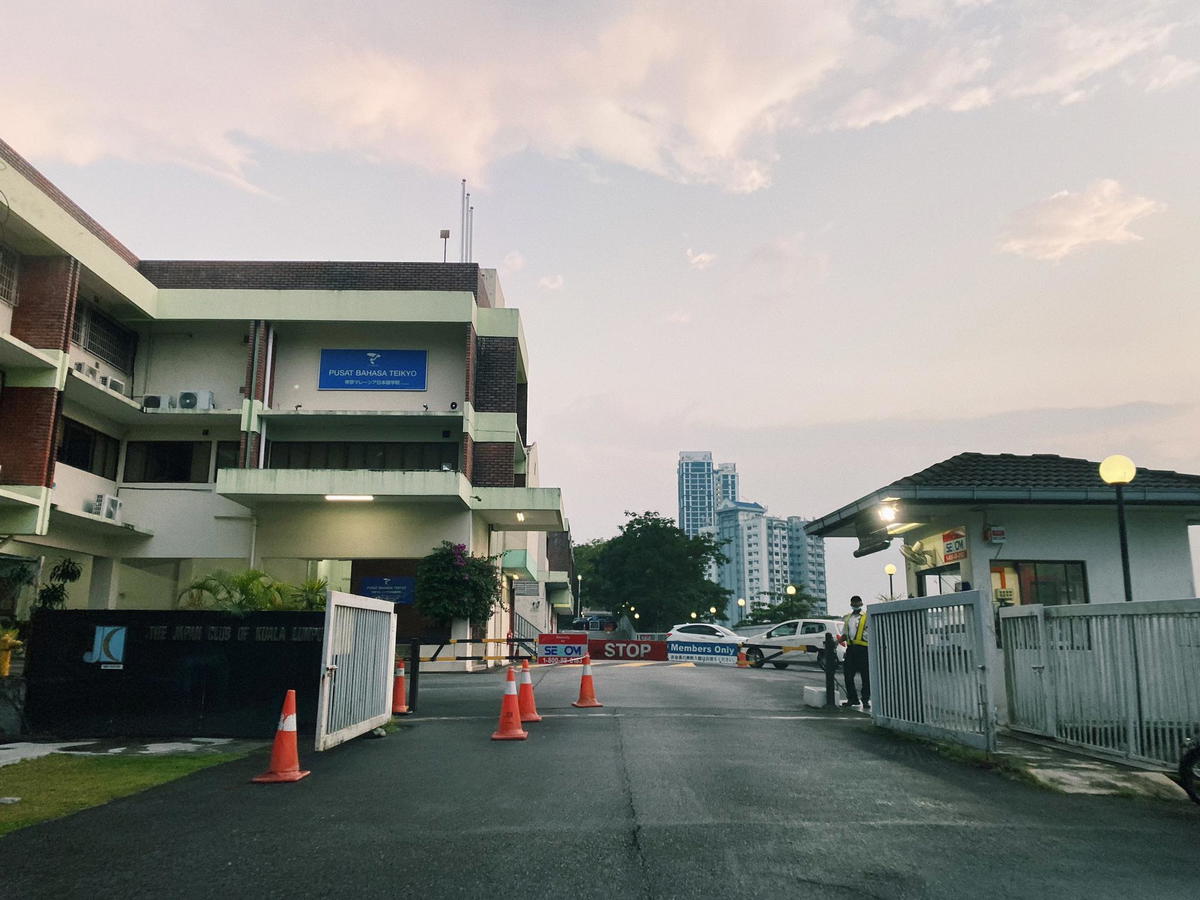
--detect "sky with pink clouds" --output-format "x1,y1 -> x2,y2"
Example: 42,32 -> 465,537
5,1 -> 1200,610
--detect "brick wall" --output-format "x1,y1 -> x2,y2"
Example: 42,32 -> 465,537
0,388 -> 59,486
464,325 -> 476,405
462,434 -> 474,483
242,321 -> 270,404
474,337 -> 518,413
547,531 -> 573,571
11,256 -> 80,351
516,382 -> 528,444
138,260 -> 481,295
471,442 -> 515,487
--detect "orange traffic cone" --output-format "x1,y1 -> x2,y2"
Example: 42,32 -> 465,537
392,658 -> 411,715
736,647 -> 750,668
252,690 -> 311,783
491,667 -> 529,741
517,658 -> 542,723
571,654 -> 604,708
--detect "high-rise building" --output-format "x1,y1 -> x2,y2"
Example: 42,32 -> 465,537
714,462 -> 739,508
715,499 -> 769,621
715,500 -> 828,621
678,452 -> 738,537
677,451 -> 716,536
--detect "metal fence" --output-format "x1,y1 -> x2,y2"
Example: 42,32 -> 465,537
869,590 -> 997,751
1000,598 -> 1200,768
315,591 -> 397,751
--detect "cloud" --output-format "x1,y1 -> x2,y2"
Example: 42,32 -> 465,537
999,179 -> 1165,261
538,274 -> 564,290
1144,54 -> 1200,91
1,2 -> 1194,193
502,251 -> 526,272
664,309 -> 693,325
685,248 -> 717,270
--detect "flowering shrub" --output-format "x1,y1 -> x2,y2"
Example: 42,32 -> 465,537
414,541 -> 503,624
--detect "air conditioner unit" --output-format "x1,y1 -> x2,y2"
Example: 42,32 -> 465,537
98,375 -> 110,387
142,395 -> 163,409
178,390 -> 215,410
72,361 -> 86,373
84,366 -> 99,381
92,493 -> 123,522
107,379 -> 126,396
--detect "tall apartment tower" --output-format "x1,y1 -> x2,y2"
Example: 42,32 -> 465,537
788,517 -> 828,614
715,499 -> 769,621
677,451 -> 716,536
714,463 -> 739,507
716,500 -> 829,622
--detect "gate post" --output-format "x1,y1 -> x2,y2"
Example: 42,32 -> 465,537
407,637 -> 421,714
823,633 -> 837,707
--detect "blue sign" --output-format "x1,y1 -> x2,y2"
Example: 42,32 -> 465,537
83,626 -> 127,668
667,640 -> 738,664
359,576 -> 416,605
318,349 -> 427,391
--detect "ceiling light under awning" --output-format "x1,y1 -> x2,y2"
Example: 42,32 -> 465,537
325,495 -> 375,502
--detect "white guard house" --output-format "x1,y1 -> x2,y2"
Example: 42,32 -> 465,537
805,453 -> 1200,608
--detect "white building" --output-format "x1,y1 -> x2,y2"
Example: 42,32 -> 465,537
0,138 -> 570,665
806,452 -> 1200,608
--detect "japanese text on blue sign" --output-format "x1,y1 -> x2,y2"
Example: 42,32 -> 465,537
319,349 -> 428,391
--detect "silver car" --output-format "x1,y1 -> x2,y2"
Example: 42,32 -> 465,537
744,618 -> 845,669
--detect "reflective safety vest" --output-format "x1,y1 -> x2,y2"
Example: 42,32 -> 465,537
843,610 -> 868,646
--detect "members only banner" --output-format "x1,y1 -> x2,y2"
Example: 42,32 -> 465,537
318,349 -> 428,391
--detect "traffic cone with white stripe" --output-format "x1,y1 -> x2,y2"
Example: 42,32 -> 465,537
252,689 -> 311,783
736,647 -> 750,668
491,667 -> 529,741
571,654 -> 603,708
392,658 -> 411,715
517,658 -> 542,723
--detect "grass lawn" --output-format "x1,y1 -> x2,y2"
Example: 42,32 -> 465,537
0,751 -> 248,837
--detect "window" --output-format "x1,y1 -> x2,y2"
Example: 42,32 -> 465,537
57,418 -> 119,479
767,622 -> 797,638
268,441 -> 458,472
801,622 -> 827,635
0,245 -> 18,307
124,441 -> 212,483
72,301 -> 137,371
215,441 -> 240,471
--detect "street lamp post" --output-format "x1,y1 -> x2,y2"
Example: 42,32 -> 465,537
576,574 -> 583,617
1100,455 -> 1137,602
885,563 -> 897,600
737,597 -> 745,624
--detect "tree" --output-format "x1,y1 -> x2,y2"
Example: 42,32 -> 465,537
584,511 -> 731,633
571,538 -> 606,612
414,541 -> 503,625
737,588 -> 821,626
178,570 -> 328,611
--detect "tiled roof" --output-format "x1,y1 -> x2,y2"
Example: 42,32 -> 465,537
892,452 -> 1200,492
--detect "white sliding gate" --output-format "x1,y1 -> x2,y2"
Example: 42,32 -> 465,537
1000,598 -> 1200,768
315,590 -> 397,752
869,590 -> 997,751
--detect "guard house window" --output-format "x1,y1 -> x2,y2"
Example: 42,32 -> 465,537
0,245 -> 18,307
57,418 -> 119,480
124,441 -> 212,483
992,561 -> 1089,606
71,301 -> 137,371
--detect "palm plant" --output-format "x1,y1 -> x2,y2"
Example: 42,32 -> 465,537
178,569 -> 291,611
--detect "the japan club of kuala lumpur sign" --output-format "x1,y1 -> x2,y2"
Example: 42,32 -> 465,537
318,349 -> 428,391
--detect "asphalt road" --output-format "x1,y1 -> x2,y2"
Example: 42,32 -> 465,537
2,661 -> 1197,898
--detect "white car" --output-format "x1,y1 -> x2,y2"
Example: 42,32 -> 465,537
666,623 -> 742,643
744,618 -> 846,669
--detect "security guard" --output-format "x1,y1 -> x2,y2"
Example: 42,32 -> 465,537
841,595 -> 870,709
